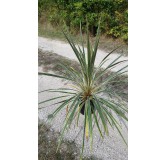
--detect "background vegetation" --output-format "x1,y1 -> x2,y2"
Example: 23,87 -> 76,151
38,0 -> 128,43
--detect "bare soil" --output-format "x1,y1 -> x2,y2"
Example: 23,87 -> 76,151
39,121 -> 100,160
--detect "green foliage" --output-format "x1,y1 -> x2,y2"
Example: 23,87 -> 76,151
39,25 -> 128,159
38,0 -> 128,42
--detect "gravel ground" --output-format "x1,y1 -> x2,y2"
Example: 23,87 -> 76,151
38,37 -> 128,73
38,66 -> 128,160
38,37 -> 128,159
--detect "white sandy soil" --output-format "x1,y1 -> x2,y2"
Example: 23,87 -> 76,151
38,37 -> 128,73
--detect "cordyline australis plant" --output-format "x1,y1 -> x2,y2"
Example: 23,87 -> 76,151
39,23 -> 128,159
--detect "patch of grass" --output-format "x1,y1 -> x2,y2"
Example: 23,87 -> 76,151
38,121 -> 101,160
39,23 -> 66,40
39,23 -> 128,56
38,49 -> 128,102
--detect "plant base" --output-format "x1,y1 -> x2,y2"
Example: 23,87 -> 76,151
80,100 -> 96,115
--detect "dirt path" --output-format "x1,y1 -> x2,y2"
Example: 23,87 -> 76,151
38,37 -> 128,73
